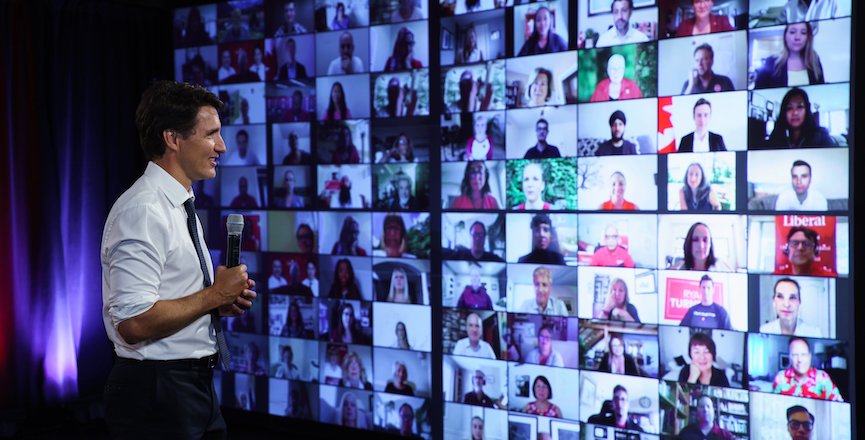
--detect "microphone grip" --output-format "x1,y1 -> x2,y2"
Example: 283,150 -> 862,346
226,233 -> 242,268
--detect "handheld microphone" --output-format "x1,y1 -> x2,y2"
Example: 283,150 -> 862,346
226,214 -> 244,268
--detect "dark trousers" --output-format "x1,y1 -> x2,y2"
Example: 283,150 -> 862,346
104,357 -> 226,440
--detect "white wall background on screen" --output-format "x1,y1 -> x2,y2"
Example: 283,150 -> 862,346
316,75 -> 372,119
373,303 -> 432,352
756,275 -> 835,339
577,156 -> 659,211
746,148 -> 849,202
506,264 -> 577,315
272,121 -> 312,157
658,327 -> 744,387
444,403 -> 509,440
576,214 -> 659,268
748,389 -> 851,439
665,91 -> 749,151
657,30 -> 748,96
442,355 -> 507,403
576,266 -> 659,324
506,106 -> 578,158
512,1 -> 570,54
657,214 -> 747,272
667,151 -> 736,211
750,83 -> 849,145
577,98 -> 659,153
370,21 -> 430,71
507,363 -> 581,420
442,261 -> 507,310
373,348 -> 431,396
579,370 -> 660,434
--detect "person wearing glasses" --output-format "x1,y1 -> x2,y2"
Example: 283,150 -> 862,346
774,227 -> 835,277
786,405 -> 814,440
524,325 -> 564,367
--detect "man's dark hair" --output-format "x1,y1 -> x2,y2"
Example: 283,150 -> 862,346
694,43 -> 714,58
530,214 -> 552,230
610,0 -> 634,12
612,384 -> 628,396
609,110 -> 626,126
791,159 -> 812,174
693,97 -> 712,114
786,227 -> 819,247
136,80 -> 223,160
536,118 -> 549,128
774,277 -> 801,299
236,129 -> 249,140
786,405 -> 815,423
470,221 -> 487,236
699,274 -> 713,285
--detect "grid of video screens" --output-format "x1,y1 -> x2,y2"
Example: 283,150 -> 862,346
174,0 -> 854,438
438,0 -> 851,439
174,0 -> 434,437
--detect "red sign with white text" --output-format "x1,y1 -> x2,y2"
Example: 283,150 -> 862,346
664,277 -> 725,321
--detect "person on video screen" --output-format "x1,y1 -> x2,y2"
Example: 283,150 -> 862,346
280,301 -> 309,338
178,6 -> 213,46
678,331 -> 729,387
679,163 -> 721,211
786,405 -> 815,440
385,27 -> 423,71
523,68 -> 561,108
378,133 -> 415,163
755,22 -> 824,89
390,404 -> 420,438
452,312 -> 496,358
775,160 -> 827,211
596,111 -> 637,156
273,345 -> 300,379
378,77 -> 418,118
676,222 -> 731,271
517,6 -> 567,56
520,375 -> 562,418
598,334 -> 640,375
249,47 -> 268,81
338,351 -> 373,390
331,125 -> 360,164
518,214 -> 565,265
590,54 -> 643,102
772,337 -> 843,401
229,176 -> 258,209
469,416 -> 484,440
282,131 -> 311,165
331,2 -> 350,30
225,48 -> 260,83
775,227 -> 835,276
463,370 -> 504,408
457,24 -> 484,64
778,0 -> 839,24
391,0 -> 424,22
328,31 -> 364,75
525,325 -> 564,367
760,278 -> 822,337
377,214 -> 416,258
596,0 -> 649,47
679,275 -> 732,329
328,258 -> 362,299
388,321 -> 411,350
223,129 -> 261,165
322,344 -> 343,384
223,8 -> 251,43
457,267 -> 494,310
218,49 -> 236,82
590,225 -> 636,268
763,88 -> 838,149
678,99 -> 727,152
302,261 -> 319,298
448,221 -> 505,262
587,385 -> 644,432
268,258 -> 289,293
275,1 -> 308,36
322,175 -> 366,208
518,266 -> 568,316
599,171 -> 638,210
595,277 -> 640,322
386,267 -> 412,303
282,90 -> 310,122
524,119 -> 561,159
239,341 -> 266,375
387,172 -> 418,210
331,216 -> 367,256
451,68 -> 493,113
323,82 -> 352,121
330,302 -> 369,344
295,223 -> 315,254
385,361 -> 415,396
679,396 -> 734,440
675,0 -> 733,36
466,113 -> 494,160
337,391 -> 369,429
514,163 -> 550,210
277,38 -> 309,80
452,161 -> 501,210
682,44 -> 734,94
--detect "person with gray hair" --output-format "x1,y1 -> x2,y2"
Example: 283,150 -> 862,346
385,361 -> 415,396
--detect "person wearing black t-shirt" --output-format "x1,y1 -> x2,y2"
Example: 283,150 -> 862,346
523,119 -> 561,159
680,275 -> 731,329
596,110 -> 637,156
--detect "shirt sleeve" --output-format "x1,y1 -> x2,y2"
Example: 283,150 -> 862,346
103,203 -> 169,328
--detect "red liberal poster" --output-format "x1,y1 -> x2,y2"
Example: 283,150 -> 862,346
773,215 -> 836,276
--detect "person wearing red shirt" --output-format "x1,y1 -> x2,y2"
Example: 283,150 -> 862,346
590,224 -> 635,268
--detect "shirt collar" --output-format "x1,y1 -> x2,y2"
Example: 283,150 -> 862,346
145,161 -> 194,208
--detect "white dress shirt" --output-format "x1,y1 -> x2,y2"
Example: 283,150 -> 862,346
519,297 -> 569,316
774,189 -> 828,211
452,338 -> 496,359
102,162 -> 216,360
327,56 -> 364,75
596,27 -> 649,48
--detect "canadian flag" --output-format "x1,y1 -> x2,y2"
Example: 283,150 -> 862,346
658,96 -> 676,154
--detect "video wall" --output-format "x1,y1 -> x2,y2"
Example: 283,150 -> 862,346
173,0 -> 853,438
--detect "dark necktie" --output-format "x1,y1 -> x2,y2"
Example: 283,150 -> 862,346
183,199 -> 231,370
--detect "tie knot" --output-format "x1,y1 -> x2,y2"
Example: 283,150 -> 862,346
184,198 -> 196,215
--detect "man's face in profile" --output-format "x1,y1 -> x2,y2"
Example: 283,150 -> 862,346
789,339 -> 812,375
699,279 -> 714,306
694,49 -> 713,76
610,118 -> 625,141
536,121 -> 548,142
533,271 -> 552,306
612,389 -> 629,418
791,165 -> 812,196
466,314 -> 482,343
787,410 -> 813,440
339,32 -> 354,59
611,0 -> 632,34
532,222 -> 552,250
787,231 -> 816,267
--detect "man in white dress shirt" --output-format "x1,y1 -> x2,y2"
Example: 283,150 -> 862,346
774,160 -> 828,211
452,313 -> 496,359
519,266 -> 568,316
327,31 -> 365,75
102,80 -> 256,439
596,0 -> 649,48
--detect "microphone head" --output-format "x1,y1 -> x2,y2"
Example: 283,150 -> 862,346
227,214 -> 245,235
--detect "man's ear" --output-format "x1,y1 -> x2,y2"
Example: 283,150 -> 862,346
163,129 -> 180,153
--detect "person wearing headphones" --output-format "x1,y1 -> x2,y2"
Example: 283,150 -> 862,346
774,227 -> 835,276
